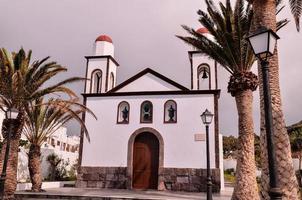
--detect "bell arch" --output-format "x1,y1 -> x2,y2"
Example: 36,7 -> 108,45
197,63 -> 211,90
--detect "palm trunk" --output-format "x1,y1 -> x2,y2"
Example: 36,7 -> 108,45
299,154 -> 301,172
0,116 -> 23,200
28,144 -> 42,192
252,0 -> 299,199
231,90 -> 259,200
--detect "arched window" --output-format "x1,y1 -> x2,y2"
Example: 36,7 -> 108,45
164,100 -> 177,123
110,72 -> 115,89
91,70 -> 102,93
197,64 -> 211,90
117,101 -> 130,124
140,101 -> 153,123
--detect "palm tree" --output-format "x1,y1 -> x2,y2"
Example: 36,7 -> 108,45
22,98 -> 95,191
178,1 -> 259,198
177,0 -> 287,199
0,48 -> 83,198
249,0 -> 300,199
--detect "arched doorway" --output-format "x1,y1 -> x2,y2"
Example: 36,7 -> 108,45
132,132 -> 159,189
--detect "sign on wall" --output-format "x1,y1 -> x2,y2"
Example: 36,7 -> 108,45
194,134 -> 206,141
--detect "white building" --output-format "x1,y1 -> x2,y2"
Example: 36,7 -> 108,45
77,30 -> 224,192
17,127 -> 80,182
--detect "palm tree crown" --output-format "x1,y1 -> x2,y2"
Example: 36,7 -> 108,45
178,0 -> 259,96
177,0 -> 287,96
0,48 -> 84,112
23,98 -> 96,145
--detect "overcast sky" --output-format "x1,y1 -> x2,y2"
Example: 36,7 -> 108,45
0,0 -> 301,136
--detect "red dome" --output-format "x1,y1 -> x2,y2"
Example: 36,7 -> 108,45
95,35 -> 113,43
196,27 -> 209,34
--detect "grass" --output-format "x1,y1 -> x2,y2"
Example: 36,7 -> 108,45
224,171 -> 235,183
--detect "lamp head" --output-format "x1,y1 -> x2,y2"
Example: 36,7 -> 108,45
246,27 -> 280,61
200,109 -> 214,125
6,107 -> 19,119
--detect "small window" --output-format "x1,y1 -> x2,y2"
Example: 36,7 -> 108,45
51,139 -> 55,147
110,72 -> 115,89
140,101 -> 153,123
164,100 -> 177,123
57,141 -> 60,146
117,101 -> 130,124
62,143 -> 66,151
197,64 -> 211,90
91,70 -> 102,93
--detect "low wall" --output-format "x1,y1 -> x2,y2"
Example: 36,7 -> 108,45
17,181 -> 75,191
76,166 -> 221,193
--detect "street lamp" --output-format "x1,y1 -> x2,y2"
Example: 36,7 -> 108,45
247,27 -> 282,200
0,107 -> 19,199
201,109 -> 214,200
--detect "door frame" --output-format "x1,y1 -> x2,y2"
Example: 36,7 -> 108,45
127,127 -> 164,189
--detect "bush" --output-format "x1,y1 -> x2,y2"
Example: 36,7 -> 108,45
224,170 -> 235,183
46,153 -> 68,181
225,168 -> 235,175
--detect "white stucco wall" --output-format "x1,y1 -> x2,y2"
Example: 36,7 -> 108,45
219,134 -> 225,190
82,93 -> 217,169
116,73 -> 181,92
95,41 -> 114,57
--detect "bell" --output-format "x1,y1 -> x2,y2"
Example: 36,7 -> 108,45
202,69 -> 208,79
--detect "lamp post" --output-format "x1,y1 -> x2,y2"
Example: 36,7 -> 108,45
247,27 -> 282,200
201,109 -> 214,200
0,107 -> 19,199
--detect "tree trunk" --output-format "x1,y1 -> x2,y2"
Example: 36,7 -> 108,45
28,144 -> 42,192
0,116 -> 23,200
252,0 -> 299,199
299,154 -> 301,172
231,90 -> 259,200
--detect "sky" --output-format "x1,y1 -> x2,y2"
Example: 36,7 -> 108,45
0,0 -> 301,136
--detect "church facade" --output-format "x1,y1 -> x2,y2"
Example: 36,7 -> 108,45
77,31 -> 224,192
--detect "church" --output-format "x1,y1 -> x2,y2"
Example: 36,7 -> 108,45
77,29 -> 224,192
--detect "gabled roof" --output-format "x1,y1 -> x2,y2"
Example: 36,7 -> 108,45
108,68 -> 189,93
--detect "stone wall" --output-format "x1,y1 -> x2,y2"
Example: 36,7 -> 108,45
76,167 -> 127,189
77,166 -> 220,192
159,168 -> 220,192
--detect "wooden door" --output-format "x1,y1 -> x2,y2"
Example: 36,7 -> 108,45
133,132 -> 159,189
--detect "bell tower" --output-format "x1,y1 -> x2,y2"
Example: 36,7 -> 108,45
84,34 -> 119,94
189,28 -> 218,91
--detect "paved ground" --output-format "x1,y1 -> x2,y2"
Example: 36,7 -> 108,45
15,187 -> 233,200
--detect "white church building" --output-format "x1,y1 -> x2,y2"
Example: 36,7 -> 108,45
77,30 -> 224,192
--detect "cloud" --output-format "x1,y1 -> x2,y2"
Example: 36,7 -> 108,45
0,0 -> 301,136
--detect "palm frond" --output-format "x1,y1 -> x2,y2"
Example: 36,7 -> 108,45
289,0 -> 302,31
23,98 -> 96,146
177,0 -> 256,75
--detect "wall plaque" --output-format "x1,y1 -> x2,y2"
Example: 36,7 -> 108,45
194,134 -> 206,141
